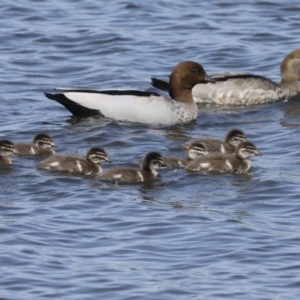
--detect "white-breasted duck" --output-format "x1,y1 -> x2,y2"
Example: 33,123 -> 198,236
15,133 -> 57,156
37,147 -> 111,175
98,152 -> 166,183
0,140 -> 16,165
151,48 -> 300,105
45,61 -> 214,126
185,141 -> 261,174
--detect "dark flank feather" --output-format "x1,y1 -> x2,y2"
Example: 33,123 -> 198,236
151,77 -> 170,92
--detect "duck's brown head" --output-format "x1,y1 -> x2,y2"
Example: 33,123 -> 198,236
280,48 -> 300,83
169,61 -> 214,102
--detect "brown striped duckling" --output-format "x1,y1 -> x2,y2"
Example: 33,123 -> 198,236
98,152 -> 166,183
0,140 -> 16,165
182,129 -> 246,155
163,142 -> 207,168
185,141 -> 261,174
37,147 -> 111,175
15,133 -> 57,156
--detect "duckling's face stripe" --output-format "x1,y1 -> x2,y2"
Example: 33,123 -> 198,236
0,143 -> 16,156
229,135 -> 247,146
187,148 -> 207,160
239,147 -> 258,159
89,152 -> 109,164
150,158 -> 167,169
35,138 -> 56,149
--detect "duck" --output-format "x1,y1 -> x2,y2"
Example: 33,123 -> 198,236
182,129 -> 247,155
98,152 -> 166,183
151,48 -> 300,106
163,142 -> 207,168
37,147 -> 111,175
184,141 -> 261,174
44,61 -> 215,126
0,140 -> 16,165
15,133 -> 57,156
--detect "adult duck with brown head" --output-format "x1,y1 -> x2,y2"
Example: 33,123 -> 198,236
45,61 -> 214,126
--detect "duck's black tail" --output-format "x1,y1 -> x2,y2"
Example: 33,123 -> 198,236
44,93 -> 100,117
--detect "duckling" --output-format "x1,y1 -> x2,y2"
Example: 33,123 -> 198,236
15,133 -> 57,156
151,48 -> 300,105
163,142 -> 207,168
185,141 -> 261,174
182,129 -> 246,155
45,61 -> 215,126
98,152 -> 166,183
37,147 -> 111,175
0,140 -> 16,165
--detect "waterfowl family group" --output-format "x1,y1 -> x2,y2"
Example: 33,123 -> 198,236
3,49 -> 299,182
1,129 -> 261,183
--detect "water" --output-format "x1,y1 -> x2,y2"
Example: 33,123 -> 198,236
1,0 -> 300,299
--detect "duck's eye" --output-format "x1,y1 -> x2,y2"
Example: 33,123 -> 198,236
191,68 -> 198,74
